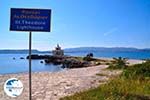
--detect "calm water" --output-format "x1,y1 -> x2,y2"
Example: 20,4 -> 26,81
0,51 -> 150,74
66,51 -> 150,59
0,54 -> 63,74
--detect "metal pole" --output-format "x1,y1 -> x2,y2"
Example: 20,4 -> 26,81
29,31 -> 32,100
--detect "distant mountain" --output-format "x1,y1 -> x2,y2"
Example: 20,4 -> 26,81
64,47 -> 150,53
0,49 -> 50,54
0,47 -> 150,54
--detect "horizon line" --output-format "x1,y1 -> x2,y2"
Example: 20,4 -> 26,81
0,46 -> 150,51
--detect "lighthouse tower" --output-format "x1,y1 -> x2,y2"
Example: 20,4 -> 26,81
52,44 -> 64,56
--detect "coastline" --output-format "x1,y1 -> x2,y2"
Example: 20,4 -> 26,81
0,59 -> 144,100
0,58 -> 144,75
0,65 -> 121,100
96,57 -> 144,65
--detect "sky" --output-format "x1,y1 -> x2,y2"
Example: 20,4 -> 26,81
0,0 -> 149,50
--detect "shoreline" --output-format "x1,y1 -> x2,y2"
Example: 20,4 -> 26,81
0,65 -> 121,100
0,58 -> 144,100
0,58 -> 144,75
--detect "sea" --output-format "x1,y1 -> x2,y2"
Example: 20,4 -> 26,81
0,51 -> 150,74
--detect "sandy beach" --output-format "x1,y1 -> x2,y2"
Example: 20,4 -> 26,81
0,59 -> 143,100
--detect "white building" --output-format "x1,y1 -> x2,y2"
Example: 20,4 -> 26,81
52,44 -> 64,56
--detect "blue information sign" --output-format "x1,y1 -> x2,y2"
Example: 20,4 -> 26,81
10,8 -> 51,32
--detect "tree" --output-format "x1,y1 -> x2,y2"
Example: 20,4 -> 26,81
83,53 -> 94,61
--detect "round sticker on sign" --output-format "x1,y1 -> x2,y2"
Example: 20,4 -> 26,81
4,78 -> 24,97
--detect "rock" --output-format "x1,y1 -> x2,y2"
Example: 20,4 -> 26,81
20,57 -> 24,59
45,56 -> 64,65
44,55 -> 91,68
62,58 -> 88,68
40,61 -> 44,63
26,54 -> 51,59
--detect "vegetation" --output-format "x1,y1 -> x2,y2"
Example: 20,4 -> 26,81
72,53 -> 111,66
122,60 -> 150,79
60,59 -> 150,100
109,57 -> 128,69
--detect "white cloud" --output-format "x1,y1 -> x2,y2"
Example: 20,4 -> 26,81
103,28 -> 118,36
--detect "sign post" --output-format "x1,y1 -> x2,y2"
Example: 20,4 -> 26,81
29,31 -> 32,100
10,8 -> 51,100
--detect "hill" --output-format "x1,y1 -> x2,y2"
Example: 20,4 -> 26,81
0,47 -> 150,54
64,47 -> 150,53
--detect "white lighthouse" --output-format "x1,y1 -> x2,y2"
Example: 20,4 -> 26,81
52,44 -> 64,56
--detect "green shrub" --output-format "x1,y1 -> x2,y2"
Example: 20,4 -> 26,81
83,56 -> 97,61
122,60 -> 150,79
60,77 -> 150,100
108,57 -> 128,69
60,60 -> 150,100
